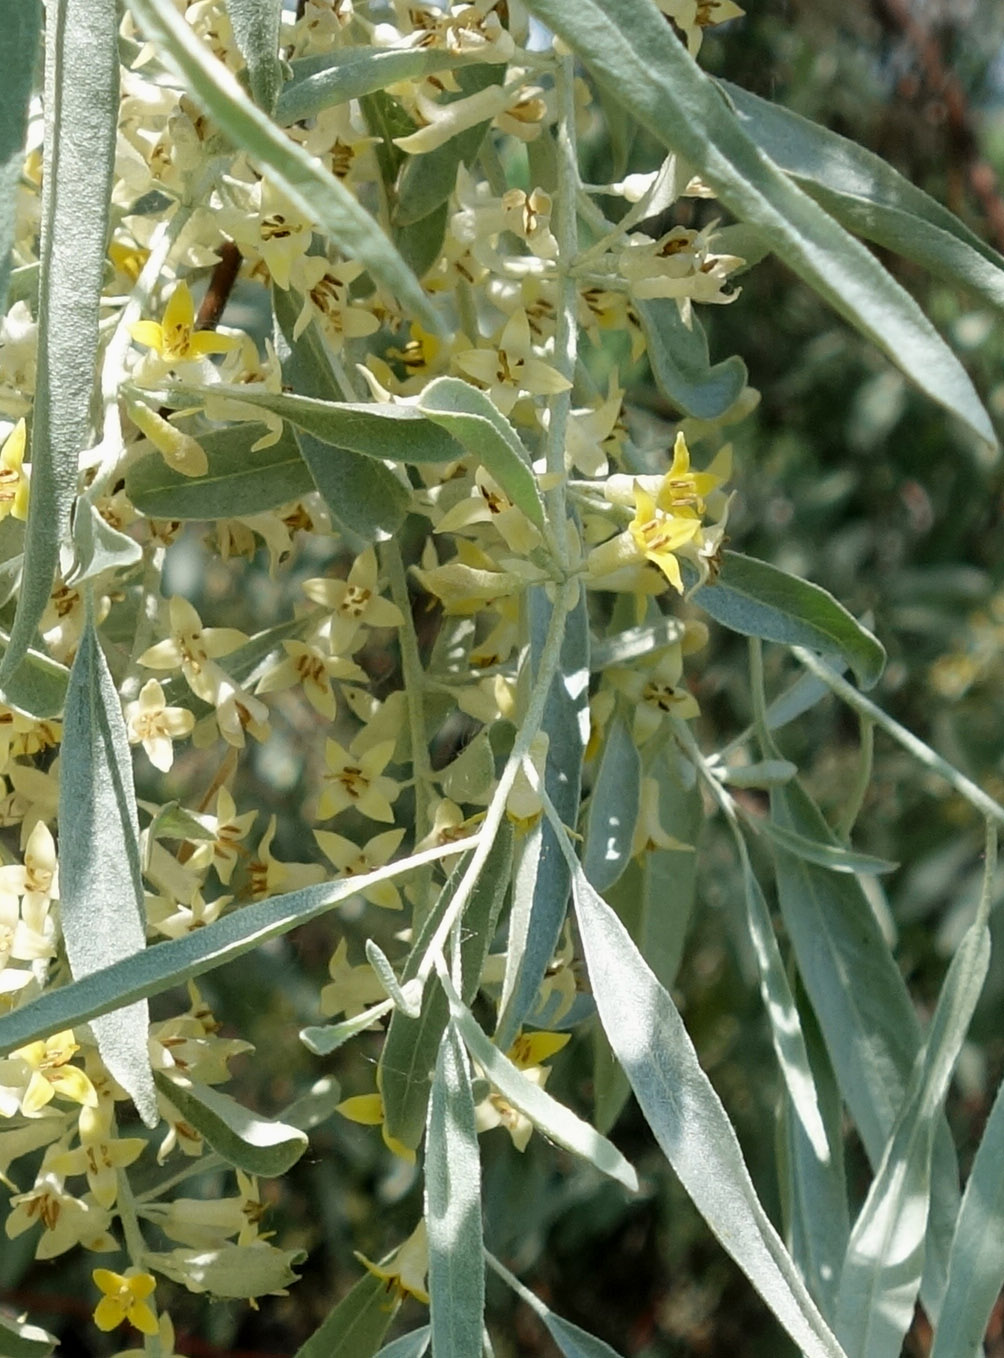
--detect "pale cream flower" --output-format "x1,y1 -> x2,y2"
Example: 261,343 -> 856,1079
125,678 -> 196,771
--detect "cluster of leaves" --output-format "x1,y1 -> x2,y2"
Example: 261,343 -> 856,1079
0,0 -> 1002,1355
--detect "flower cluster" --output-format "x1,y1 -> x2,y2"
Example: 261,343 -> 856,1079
0,0 -> 749,1341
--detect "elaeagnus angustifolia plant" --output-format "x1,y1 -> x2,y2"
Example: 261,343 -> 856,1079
0,0 -> 1001,1354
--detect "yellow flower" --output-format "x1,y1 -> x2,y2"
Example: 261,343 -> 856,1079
125,397 -> 209,479
454,309 -> 572,416
337,1089 -> 416,1164
475,1031 -> 570,1151
124,678 -> 195,771
12,1030 -> 98,1115
92,1268 -> 159,1336
314,827 -> 407,909
320,938 -> 387,1019
317,738 -> 401,823
49,1103 -> 146,1209
628,485 -> 701,593
0,419 -> 29,521
657,432 -> 731,517
129,281 -> 240,363
357,1220 -> 430,1306
656,0 -> 745,55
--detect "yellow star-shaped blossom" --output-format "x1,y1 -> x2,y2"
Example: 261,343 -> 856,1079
129,282 -> 240,363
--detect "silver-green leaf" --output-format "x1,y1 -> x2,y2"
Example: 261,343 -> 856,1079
58,616 -> 156,1126
571,866 -> 848,1358
426,1023 -> 484,1358
153,1069 -> 309,1177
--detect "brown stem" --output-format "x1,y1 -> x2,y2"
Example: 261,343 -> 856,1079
195,239 -> 242,331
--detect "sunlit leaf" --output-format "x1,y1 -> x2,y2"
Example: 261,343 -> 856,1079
426,1023 -> 484,1358
572,867 -> 847,1358
58,617 -> 156,1126
1,0 -> 118,695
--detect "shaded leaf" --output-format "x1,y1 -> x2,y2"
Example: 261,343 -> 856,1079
695,551 -> 886,690
0,0 -> 41,318
153,1070 -> 309,1177
721,80 -> 1004,313
278,47 -> 471,125
381,826 -> 513,1151
636,300 -> 748,421
582,713 -> 640,892
417,376 -> 546,529
125,423 -> 314,520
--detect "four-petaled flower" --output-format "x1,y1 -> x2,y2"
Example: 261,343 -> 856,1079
92,1268 -> 159,1335
125,678 -> 196,771
129,281 -> 240,364
318,738 -> 401,823
11,1029 -> 99,1116
475,1030 -> 570,1151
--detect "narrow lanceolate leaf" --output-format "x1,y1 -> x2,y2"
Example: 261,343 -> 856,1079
153,1070 -> 309,1177
582,713 -> 640,893
757,818 -> 897,875
417,377 -> 546,530
145,383 -> 466,465
931,1074 -> 1004,1358
736,840 -> 829,1163
426,1023 -> 484,1358
834,845 -> 993,1358
720,81 -> 1004,313
695,551 -> 886,690
1,0 -> 118,697
0,0 -> 40,318
58,617 -> 156,1126
487,1251 -> 626,1358
277,47 -> 472,125
770,780 -> 960,1318
300,1002 -> 393,1057
496,587 -> 589,1049
778,986 -> 850,1317
636,300 -> 748,421
381,826 -> 513,1151
124,0 -> 438,332
0,1314 -> 56,1358
226,0 -> 283,115
125,423 -> 315,520
571,869 -> 848,1358
294,1271 -> 398,1358
374,1331 -> 430,1358
449,995 -> 638,1193
523,0 -> 995,446
0,837 -> 477,1058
